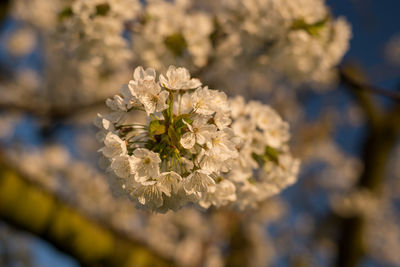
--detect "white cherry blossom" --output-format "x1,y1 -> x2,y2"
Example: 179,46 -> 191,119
101,132 -> 127,158
183,170 -> 215,195
159,65 -> 201,90
180,116 -> 216,149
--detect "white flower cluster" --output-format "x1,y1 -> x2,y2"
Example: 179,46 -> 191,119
9,0 -> 352,102
96,65 -> 299,212
133,0 -> 213,70
226,96 -> 300,209
57,0 -> 140,72
216,0 -> 352,85
12,0 -> 61,29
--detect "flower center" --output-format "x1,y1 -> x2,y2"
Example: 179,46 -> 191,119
152,94 -> 159,102
143,157 -> 151,164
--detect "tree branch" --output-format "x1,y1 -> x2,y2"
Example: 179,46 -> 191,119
335,65 -> 400,267
339,66 -> 400,101
0,159 -> 174,267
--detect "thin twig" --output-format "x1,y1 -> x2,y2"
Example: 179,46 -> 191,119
339,67 -> 400,101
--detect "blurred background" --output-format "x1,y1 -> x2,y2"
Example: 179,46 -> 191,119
0,0 -> 399,266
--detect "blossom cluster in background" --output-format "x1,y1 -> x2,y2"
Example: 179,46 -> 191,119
2,0 -> 352,113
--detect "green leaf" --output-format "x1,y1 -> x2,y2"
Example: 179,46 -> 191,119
215,176 -> 223,183
58,7 -> 73,21
248,177 -> 257,184
251,152 -> 265,166
175,113 -> 192,122
149,120 -> 166,135
175,116 -> 192,131
291,16 -> 329,36
164,33 -> 187,57
252,146 -> 280,166
264,146 -> 279,164
95,3 -> 110,16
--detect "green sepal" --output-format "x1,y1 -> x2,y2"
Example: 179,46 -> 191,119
175,116 -> 193,132
164,33 -> 188,57
168,127 -> 179,145
291,16 -> 329,36
149,120 -> 166,135
264,145 -> 279,164
251,152 -> 265,166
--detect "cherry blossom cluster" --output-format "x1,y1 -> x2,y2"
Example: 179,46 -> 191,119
224,97 -> 300,209
133,0 -> 213,70
96,66 -> 299,212
8,0 -> 352,109
213,0 -> 352,85
56,0 -> 140,73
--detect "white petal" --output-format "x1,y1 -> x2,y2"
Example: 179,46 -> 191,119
133,66 -> 145,81
111,155 -> 133,179
180,132 -> 196,149
156,90 -> 170,112
159,171 -> 182,194
183,170 -> 215,194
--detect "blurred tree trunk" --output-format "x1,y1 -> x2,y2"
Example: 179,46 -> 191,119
0,160 -> 175,267
225,213 -> 253,267
336,65 -> 400,267
0,0 -> 10,26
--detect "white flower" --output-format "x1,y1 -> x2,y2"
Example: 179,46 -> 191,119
253,105 -> 282,130
133,180 -> 169,209
119,84 -> 142,110
235,181 -> 262,210
191,87 -> 216,115
94,113 -> 114,132
207,90 -> 229,114
200,179 -> 237,208
131,148 -> 161,181
106,95 -> 127,111
111,155 -> 134,179
129,75 -> 169,115
158,171 -> 182,194
206,129 -> 238,161
263,153 -> 300,189
139,86 -> 169,115
101,132 -> 127,158
250,131 -> 268,155
214,112 -> 232,130
183,170 -> 215,195
180,116 -> 216,149
94,112 -> 125,133
230,96 -> 247,119
190,87 -> 230,116
231,117 -> 256,139
160,65 -> 201,90
199,151 -> 224,174
175,92 -> 194,114
133,66 -> 157,83
264,121 -> 290,149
